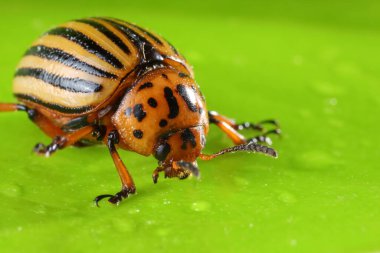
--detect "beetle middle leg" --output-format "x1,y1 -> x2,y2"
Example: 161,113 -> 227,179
0,103 -> 37,120
0,103 -> 71,139
208,111 -> 280,145
34,125 -> 94,156
94,130 -> 136,206
0,103 -> 93,153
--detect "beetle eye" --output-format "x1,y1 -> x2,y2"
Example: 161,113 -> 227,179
154,142 -> 171,161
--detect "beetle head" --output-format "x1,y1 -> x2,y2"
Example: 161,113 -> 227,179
153,126 -> 206,163
151,126 -> 206,182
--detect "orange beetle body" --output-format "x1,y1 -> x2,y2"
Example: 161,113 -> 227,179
0,17 -> 280,205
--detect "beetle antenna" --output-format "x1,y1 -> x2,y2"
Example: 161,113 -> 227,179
199,142 -> 278,161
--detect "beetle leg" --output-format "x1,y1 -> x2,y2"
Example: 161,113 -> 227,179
235,119 -> 280,132
152,165 -> 166,184
208,111 -> 246,145
34,126 -> 94,156
94,131 -> 136,206
208,111 -> 281,145
0,103 -> 67,138
0,103 -> 36,119
247,129 -> 282,145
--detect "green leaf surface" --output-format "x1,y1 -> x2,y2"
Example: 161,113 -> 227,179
1,1 -> 379,253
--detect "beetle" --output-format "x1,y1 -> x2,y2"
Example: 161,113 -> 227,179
0,17 -> 280,206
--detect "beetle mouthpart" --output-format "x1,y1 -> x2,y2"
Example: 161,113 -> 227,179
152,160 -> 200,183
199,142 -> 278,161
176,161 -> 200,178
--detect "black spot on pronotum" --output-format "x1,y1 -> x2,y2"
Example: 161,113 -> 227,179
178,72 -> 188,78
161,73 -> 168,79
133,104 -> 146,122
176,84 -> 198,112
159,119 -> 168,127
164,87 -> 179,119
133,129 -> 143,139
148,98 -> 157,108
125,107 -> 132,116
181,128 -> 197,150
138,82 -> 153,91
154,143 -> 171,161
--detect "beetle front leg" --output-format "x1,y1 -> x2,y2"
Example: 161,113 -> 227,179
94,131 -> 136,206
208,111 -> 281,145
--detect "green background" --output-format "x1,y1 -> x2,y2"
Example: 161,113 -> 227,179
0,1 -> 379,252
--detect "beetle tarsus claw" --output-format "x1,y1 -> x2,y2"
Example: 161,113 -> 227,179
94,194 -> 114,207
152,166 -> 165,184
259,119 -> 280,127
33,143 -> 46,153
152,173 -> 159,184
33,136 -> 67,157
94,187 -> 136,207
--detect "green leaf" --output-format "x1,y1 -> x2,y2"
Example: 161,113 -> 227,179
1,1 -> 380,253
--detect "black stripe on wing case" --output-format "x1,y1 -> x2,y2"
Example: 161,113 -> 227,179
25,45 -> 118,79
14,93 -> 93,114
46,27 -> 124,69
119,20 -> 164,46
99,18 -> 163,63
75,19 -> 131,56
15,68 -> 102,93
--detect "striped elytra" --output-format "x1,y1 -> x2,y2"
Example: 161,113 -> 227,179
13,17 -> 189,114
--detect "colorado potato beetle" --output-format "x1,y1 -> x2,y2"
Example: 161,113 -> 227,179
0,17 -> 280,206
